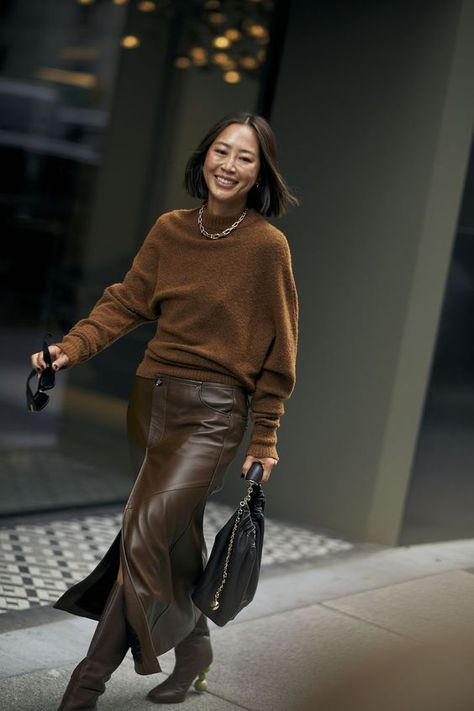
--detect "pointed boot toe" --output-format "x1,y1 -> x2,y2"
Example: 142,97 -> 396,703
147,613 -> 213,704
146,664 -> 212,704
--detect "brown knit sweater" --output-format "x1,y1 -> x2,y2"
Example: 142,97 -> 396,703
55,205 -> 299,460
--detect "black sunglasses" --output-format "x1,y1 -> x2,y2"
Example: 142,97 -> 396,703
26,340 -> 56,412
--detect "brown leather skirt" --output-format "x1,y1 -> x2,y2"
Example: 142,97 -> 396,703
53,373 -> 249,675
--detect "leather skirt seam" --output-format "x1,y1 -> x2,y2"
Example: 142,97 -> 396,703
125,484 -> 208,511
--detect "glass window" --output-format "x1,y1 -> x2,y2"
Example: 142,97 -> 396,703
0,0 -> 278,515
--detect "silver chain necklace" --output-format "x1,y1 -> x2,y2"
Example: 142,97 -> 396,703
198,203 -> 248,240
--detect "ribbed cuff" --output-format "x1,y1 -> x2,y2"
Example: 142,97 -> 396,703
246,422 -> 280,461
246,443 -> 279,461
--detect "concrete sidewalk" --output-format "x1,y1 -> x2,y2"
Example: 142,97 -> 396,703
1,538 -> 474,710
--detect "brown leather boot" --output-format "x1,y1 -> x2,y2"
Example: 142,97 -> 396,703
57,581 -> 130,710
146,612 -> 213,704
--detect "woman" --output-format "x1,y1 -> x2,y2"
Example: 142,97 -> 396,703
30,111 -> 299,709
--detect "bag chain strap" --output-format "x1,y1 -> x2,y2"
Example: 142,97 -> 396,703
210,481 -> 256,610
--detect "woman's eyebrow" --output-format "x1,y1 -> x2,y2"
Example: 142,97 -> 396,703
214,140 -> 256,156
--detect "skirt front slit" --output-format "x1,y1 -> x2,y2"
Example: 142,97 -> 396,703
53,373 -> 249,675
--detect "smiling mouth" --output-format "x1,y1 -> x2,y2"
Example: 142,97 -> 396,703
215,175 -> 238,187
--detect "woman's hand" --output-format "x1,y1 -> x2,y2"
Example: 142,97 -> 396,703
30,345 -> 70,375
242,455 -> 278,483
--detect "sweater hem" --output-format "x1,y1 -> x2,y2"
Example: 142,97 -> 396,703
136,359 -> 247,389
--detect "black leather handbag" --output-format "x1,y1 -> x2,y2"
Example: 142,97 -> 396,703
192,461 -> 265,626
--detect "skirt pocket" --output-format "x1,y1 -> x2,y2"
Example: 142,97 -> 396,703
198,382 -> 235,417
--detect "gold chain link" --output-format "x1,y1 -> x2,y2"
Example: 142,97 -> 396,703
198,203 -> 248,240
209,481 -> 256,610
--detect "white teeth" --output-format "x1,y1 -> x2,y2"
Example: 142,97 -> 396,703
216,176 -> 237,186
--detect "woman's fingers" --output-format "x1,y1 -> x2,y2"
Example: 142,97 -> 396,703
30,345 -> 70,374
30,351 -> 46,374
49,345 -> 70,371
50,347 -> 70,371
241,455 -> 277,483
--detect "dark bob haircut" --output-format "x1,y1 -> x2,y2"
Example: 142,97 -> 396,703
184,112 -> 300,218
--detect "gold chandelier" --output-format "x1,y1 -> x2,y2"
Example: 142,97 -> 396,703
174,0 -> 274,84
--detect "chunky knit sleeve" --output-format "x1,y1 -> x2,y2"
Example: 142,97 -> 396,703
54,218 -> 162,367
246,235 -> 299,461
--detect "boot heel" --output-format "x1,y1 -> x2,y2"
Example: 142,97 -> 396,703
194,666 -> 211,692
147,613 -> 212,703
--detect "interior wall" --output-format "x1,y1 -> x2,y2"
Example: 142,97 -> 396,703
265,0 -> 474,543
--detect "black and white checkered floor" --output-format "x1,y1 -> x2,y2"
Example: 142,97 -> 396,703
0,503 -> 353,614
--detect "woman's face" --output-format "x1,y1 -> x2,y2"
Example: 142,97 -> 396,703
203,123 -> 260,213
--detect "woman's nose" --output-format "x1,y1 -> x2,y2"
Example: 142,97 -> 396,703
222,155 -> 237,171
